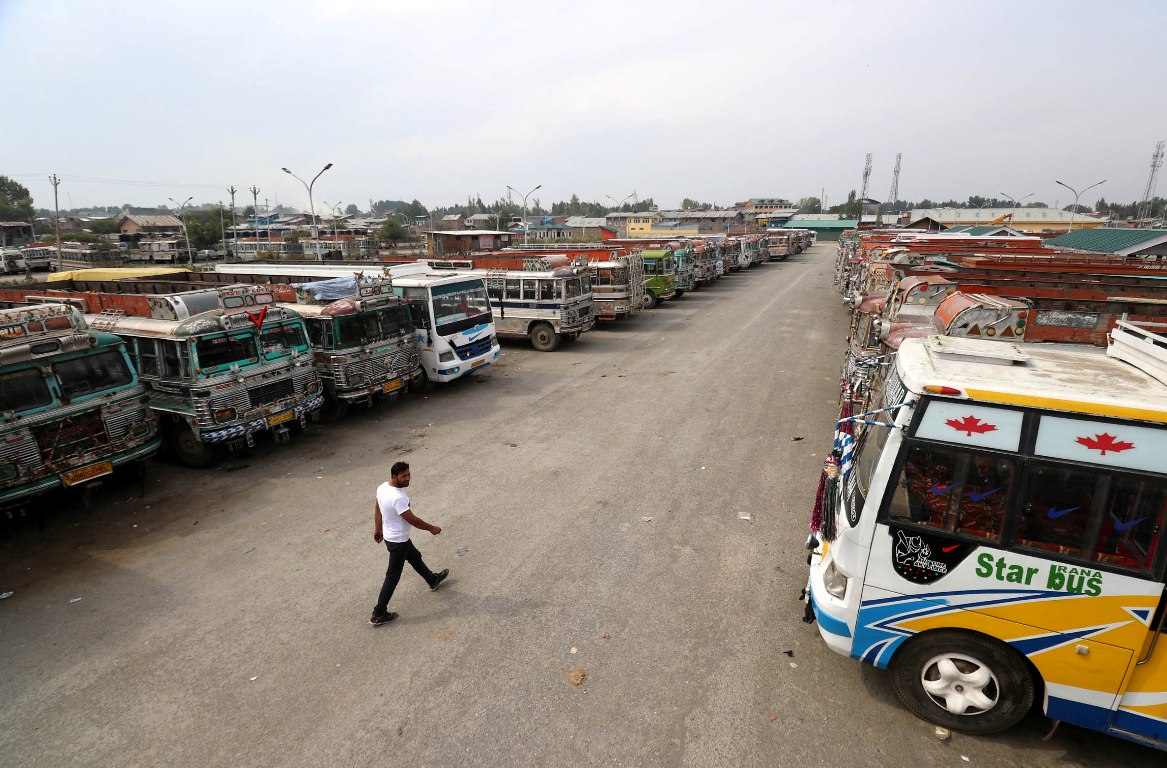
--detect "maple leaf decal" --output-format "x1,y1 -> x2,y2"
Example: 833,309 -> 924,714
1076,432 -> 1135,455
945,415 -> 998,436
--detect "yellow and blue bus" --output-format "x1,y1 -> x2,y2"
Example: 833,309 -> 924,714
807,328 -> 1167,749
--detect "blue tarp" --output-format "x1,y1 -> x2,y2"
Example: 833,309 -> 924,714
293,275 -> 364,301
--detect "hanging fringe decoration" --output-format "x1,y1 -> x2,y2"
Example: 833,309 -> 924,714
810,465 -> 827,534
821,456 -> 840,542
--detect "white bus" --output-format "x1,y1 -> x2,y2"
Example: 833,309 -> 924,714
211,262 -> 501,387
806,329 -> 1167,749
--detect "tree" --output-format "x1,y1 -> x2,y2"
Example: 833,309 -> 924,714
184,209 -> 226,250
0,176 -> 35,221
377,220 -> 409,243
89,219 -> 121,235
844,190 -> 859,218
796,196 -> 821,213
242,205 -> 256,218
345,203 -> 360,216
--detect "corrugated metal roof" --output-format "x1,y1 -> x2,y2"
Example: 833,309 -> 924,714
913,207 -> 1105,224
1046,227 -> 1167,254
786,219 -> 858,228
563,217 -> 610,228
119,214 -> 184,227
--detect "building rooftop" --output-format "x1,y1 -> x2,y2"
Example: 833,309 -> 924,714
118,213 -> 184,228
912,207 -> 1105,226
1046,227 -> 1167,254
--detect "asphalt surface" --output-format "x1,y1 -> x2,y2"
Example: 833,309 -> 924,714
0,243 -> 1160,767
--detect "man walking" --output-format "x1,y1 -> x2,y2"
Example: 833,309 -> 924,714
370,461 -> 449,626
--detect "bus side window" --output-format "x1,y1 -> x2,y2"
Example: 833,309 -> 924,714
522,280 -> 537,300
505,279 -> 521,300
306,317 -> 327,348
540,281 -> 556,301
1015,463 -> 1101,560
160,341 -> 189,379
1093,475 -> 1167,572
136,337 -> 159,377
486,282 -> 503,301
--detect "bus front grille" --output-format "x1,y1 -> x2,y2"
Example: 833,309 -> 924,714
249,378 -> 294,408
452,336 -> 493,361
31,410 -> 110,464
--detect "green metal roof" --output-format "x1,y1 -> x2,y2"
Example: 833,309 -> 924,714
784,220 -> 858,229
1046,227 -> 1167,253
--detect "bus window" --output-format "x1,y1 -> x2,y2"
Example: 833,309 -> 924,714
336,315 -> 364,346
0,368 -> 52,413
539,281 -> 557,301
261,322 -> 307,358
522,280 -> 537,300
305,317 -> 328,348
887,444 -> 1014,541
642,260 -> 655,275
161,341 -> 191,379
597,269 -> 613,286
1016,463 -> 1101,559
581,274 -> 591,293
136,337 -> 160,377
486,282 -> 503,301
56,349 -> 133,398
505,280 -> 521,300
196,333 -> 257,372
1095,474 -> 1167,572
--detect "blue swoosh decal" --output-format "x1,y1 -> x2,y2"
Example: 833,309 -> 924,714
930,483 -> 961,496
969,487 -> 1003,503
1047,506 -> 1079,520
1112,515 -> 1148,533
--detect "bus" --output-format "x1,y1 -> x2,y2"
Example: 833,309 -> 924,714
672,246 -> 696,293
210,263 -> 500,387
0,281 -> 323,466
277,276 -> 422,420
19,245 -> 55,271
588,253 -> 645,321
472,265 -> 594,351
640,249 -> 677,308
805,330 -> 1167,749
0,304 -> 160,505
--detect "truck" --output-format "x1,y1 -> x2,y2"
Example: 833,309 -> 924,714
0,303 -> 160,505
640,249 -> 678,308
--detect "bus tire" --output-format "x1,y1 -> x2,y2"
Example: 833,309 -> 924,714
529,323 -> 559,352
643,292 -> 658,309
674,289 -> 685,299
169,422 -> 219,468
889,630 -> 1035,736
317,397 -> 349,423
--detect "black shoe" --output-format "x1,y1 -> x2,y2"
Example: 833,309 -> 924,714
369,611 -> 398,626
430,569 -> 449,591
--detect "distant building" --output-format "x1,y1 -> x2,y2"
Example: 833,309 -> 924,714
605,211 -> 662,237
117,213 -> 185,236
439,213 -> 465,229
734,198 -> 798,219
563,217 -> 617,240
466,213 -> 494,229
426,229 -> 512,255
526,223 -> 573,242
783,219 -> 858,241
909,207 -> 1105,234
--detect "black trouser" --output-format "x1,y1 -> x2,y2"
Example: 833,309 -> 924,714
374,539 -> 435,616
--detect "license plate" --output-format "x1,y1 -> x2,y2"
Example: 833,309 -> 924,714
267,411 -> 295,428
383,379 -> 403,393
62,461 -> 113,487
471,359 -> 487,369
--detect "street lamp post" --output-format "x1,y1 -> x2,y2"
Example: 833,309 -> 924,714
168,196 -> 194,266
506,184 -> 541,241
1000,191 -> 1035,229
975,199 -> 995,227
1055,178 -> 1106,235
282,163 -> 333,257
323,201 -> 342,247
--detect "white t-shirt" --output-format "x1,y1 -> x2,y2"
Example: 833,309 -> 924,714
377,483 -> 412,543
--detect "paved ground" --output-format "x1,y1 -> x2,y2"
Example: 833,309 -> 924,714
0,243 -> 1160,767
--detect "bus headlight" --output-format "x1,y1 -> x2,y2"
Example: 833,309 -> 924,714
214,408 -> 237,424
823,559 -> 848,599
438,351 -> 455,362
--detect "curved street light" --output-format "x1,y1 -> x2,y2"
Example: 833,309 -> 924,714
322,200 -> 343,245
1055,178 -> 1106,235
606,191 -> 637,211
168,196 -> 194,266
1000,191 -> 1035,228
506,183 -> 541,240
282,163 -> 333,255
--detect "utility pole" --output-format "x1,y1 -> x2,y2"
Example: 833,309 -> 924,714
219,201 -> 226,259
49,174 -> 63,271
227,186 -> 237,257
249,186 -> 260,253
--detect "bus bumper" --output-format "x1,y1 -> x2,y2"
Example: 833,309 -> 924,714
807,548 -> 855,657
434,345 -> 500,382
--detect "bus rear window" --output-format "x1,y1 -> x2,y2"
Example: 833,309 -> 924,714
0,368 -> 52,413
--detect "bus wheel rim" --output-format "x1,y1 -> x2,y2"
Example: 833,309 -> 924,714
920,653 -> 1000,716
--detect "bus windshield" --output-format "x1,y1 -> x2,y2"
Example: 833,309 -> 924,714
337,306 -> 412,346
0,368 -> 53,413
56,349 -> 134,398
196,332 -> 259,373
432,281 -> 492,336
260,322 -> 308,359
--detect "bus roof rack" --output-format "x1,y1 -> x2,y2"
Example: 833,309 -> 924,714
922,334 -> 1030,366
1108,318 -> 1167,386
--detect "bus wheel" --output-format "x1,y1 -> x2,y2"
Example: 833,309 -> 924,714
674,289 -> 685,299
529,323 -> 559,352
889,630 -> 1034,736
317,397 -> 349,423
169,423 -> 219,468
643,292 -> 658,309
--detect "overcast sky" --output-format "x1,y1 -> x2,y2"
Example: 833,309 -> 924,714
3,0 -> 1164,213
